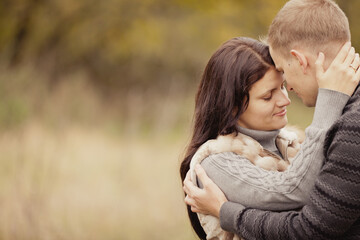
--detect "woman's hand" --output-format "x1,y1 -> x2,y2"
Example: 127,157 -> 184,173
315,42 -> 360,96
183,164 -> 228,218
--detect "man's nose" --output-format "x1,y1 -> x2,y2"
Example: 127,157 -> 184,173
286,84 -> 294,92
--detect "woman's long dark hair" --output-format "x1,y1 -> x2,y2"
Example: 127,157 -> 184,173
180,37 -> 275,239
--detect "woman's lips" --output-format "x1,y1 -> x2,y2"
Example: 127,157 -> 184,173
274,109 -> 287,116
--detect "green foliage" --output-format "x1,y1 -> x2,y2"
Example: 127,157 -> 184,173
1,0 -> 359,94
0,97 -> 29,128
0,0 -> 284,93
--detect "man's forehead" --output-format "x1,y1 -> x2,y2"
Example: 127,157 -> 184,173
269,47 -> 284,70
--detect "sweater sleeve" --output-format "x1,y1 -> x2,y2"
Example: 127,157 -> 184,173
219,99 -> 360,239
201,89 -> 349,211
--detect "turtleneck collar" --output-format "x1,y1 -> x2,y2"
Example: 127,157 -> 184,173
236,125 -> 280,153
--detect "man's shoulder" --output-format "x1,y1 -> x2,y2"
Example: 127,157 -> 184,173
323,91 -> 360,147
338,89 -> 360,122
339,93 -> 360,123
325,92 -> 360,149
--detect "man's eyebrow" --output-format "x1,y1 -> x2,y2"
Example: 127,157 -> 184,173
275,67 -> 282,72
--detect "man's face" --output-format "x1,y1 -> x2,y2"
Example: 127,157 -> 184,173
269,47 -> 319,107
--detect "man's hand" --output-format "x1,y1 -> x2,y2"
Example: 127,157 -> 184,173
315,41 -> 360,96
183,164 -> 228,218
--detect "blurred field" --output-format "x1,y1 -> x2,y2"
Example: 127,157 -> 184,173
0,122 -> 196,240
0,64 -> 197,240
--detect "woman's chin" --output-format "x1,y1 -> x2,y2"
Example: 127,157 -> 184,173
275,119 -> 288,130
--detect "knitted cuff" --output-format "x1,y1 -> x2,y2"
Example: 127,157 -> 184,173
219,201 -> 246,233
311,88 -> 350,128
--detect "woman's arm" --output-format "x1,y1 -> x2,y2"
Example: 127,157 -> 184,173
197,88 -> 349,210
219,106 -> 360,239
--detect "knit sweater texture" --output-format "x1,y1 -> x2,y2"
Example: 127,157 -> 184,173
193,127 -> 302,240
202,89 -> 348,211
219,86 -> 360,239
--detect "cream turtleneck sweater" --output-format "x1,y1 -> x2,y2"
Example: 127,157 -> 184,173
236,126 -> 281,157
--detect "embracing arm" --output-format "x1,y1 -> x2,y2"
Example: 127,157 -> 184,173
200,88 -> 349,210
220,106 -> 360,239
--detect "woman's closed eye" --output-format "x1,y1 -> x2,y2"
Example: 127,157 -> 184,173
263,94 -> 272,101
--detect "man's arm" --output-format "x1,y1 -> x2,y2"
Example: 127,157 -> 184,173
220,106 -> 360,239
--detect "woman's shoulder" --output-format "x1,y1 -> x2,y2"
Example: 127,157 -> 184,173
203,151 -> 242,161
201,152 -> 250,170
191,132 -> 261,167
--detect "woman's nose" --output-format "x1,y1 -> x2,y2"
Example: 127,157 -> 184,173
277,91 -> 291,107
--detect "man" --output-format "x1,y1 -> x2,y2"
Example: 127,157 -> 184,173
183,0 -> 360,239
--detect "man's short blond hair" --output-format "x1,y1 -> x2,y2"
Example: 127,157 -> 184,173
268,0 -> 350,56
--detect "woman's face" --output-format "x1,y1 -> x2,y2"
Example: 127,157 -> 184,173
238,67 -> 290,131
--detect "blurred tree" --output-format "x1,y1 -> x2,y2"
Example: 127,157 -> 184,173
0,0 -> 358,95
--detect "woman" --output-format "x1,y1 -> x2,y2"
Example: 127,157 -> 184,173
180,37 -> 358,240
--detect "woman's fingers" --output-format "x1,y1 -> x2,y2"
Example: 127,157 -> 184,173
332,41 -> 351,65
182,182 -> 189,195
184,195 -> 196,206
351,53 -> 360,71
344,47 -> 356,66
185,169 -> 192,182
194,164 -> 212,187
183,171 -> 202,196
349,52 -> 360,87
183,170 -> 193,190
185,195 -> 201,213
355,54 -> 360,81
319,43 -> 360,96
315,52 -> 325,78
191,206 -> 200,213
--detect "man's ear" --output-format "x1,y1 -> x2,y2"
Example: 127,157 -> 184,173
290,49 -> 308,74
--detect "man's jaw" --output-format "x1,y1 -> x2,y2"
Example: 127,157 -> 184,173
301,95 -> 317,107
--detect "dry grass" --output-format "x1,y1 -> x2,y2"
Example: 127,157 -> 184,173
0,122 -> 197,240
0,65 -> 199,239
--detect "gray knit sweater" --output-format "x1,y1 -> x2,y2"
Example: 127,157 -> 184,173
201,88 -> 349,211
219,87 -> 360,239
